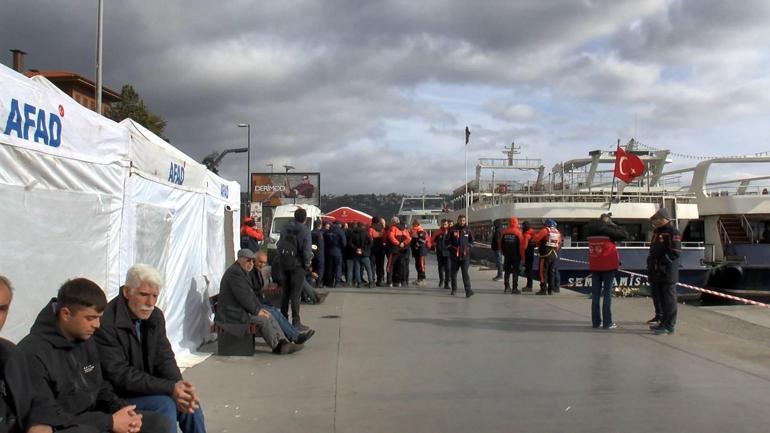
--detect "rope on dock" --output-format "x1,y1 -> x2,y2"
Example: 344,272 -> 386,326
558,257 -> 770,309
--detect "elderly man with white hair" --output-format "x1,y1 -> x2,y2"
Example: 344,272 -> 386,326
95,264 -> 206,433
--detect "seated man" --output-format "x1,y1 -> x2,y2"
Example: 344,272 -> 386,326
253,252 -> 315,344
18,278 -> 168,433
215,249 -> 299,354
0,275 -> 64,433
95,264 -> 206,433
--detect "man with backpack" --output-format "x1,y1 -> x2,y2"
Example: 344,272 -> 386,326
277,207 -> 313,331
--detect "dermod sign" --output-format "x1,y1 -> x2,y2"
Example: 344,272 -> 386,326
3,98 -> 63,147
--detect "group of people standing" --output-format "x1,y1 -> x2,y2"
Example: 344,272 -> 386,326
491,218 -> 562,295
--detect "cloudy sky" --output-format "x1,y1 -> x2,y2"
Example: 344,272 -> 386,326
3,0 -> 770,195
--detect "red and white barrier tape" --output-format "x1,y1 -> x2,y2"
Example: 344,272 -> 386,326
558,257 -> 770,309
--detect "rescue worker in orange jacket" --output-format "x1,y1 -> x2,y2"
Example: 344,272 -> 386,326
409,219 -> 431,285
369,217 -> 387,286
385,217 -> 409,287
431,219 -> 451,289
498,217 -> 525,294
241,216 -> 264,252
532,219 -> 561,295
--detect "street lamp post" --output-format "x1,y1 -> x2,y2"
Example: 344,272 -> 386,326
238,123 -> 251,204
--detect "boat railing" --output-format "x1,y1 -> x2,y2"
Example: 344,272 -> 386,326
472,192 -> 695,208
740,214 -> 755,243
568,241 -> 705,248
718,219 -> 731,246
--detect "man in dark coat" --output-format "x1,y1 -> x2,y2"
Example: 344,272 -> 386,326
0,275 -> 76,433
447,215 -> 475,298
215,249 -> 297,354
324,221 -> 346,287
18,278 -> 168,433
278,208 -> 314,329
491,219 -> 504,281
647,208 -> 681,335
311,219 -> 325,288
95,264 -> 206,433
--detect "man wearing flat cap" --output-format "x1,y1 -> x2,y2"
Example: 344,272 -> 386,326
215,249 -> 297,354
646,207 -> 681,335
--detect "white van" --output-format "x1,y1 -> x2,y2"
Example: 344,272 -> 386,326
267,204 -> 322,253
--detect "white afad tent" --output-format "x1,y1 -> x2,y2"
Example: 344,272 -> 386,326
0,64 -> 240,361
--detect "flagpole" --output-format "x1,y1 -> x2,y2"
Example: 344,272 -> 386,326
609,139 -> 619,211
465,131 -> 469,221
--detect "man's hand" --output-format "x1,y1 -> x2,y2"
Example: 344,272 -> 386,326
257,309 -> 270,318
173,380 -> 199,414
26,425 -> 53,433
310,272 -> 319,279
112,405 -> 142,433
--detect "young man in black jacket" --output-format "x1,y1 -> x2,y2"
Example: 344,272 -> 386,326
18,278 -> 167,433
95,264 -> 206,433
278,208 -> 313,330
447,215 -> 475,298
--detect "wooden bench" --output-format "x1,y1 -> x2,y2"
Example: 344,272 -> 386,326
209,295 -> 262,356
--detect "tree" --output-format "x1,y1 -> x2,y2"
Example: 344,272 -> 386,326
108,84 -> 167,140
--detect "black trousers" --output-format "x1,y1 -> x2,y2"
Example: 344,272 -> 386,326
450,256 -> 471,294
436,252 -> 450,286
651,281 -> 677,330
539,254 -> 559,293
503,257 -> 521,289
281,267 -> 306,324
373,244 -> 386,284
524,250 -> 535,288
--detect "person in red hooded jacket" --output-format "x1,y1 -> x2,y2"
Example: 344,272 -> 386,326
409,219 -> 431,286
240,216 -> 264,252
498,217 -> 525,294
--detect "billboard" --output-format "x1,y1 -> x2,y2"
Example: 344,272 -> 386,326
251,172 -> 321,207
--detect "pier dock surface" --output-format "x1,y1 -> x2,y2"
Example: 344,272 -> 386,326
186,258 -> 770,433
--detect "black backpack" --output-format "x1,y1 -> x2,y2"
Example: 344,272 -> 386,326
277,231 -> 299,270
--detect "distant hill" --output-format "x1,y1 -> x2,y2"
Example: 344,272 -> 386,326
320,193 -> 451,219
320,193 -> 404,219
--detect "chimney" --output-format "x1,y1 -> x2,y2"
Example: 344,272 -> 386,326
10,49 -> 27,72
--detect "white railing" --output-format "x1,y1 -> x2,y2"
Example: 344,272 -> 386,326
740,214 -> 755,243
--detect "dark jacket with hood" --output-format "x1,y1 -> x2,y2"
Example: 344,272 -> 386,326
280,219 -> 313,270
0,338 -> 67,432
17,299 -> 128,432
94,294 -> 183,399
324,222 -> 346,258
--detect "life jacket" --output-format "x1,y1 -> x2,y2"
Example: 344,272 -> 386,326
587,236 -> 619,271
545,227 -> 561,249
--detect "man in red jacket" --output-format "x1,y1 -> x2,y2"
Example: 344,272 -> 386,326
585,213 -> 627,329
240,217 -> 264,252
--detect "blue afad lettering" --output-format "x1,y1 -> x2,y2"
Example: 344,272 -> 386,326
3,99 -> 62,147
220,184 -> 229,198
168,162 -> 185,185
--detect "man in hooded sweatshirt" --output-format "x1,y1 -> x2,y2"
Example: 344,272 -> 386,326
18,278 -> 168,433
499,217 -> 525,294
278,207 -> 314,330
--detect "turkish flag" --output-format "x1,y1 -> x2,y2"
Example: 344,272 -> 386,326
613,146 -> 645,183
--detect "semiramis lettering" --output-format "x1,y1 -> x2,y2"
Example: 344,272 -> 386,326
168,161 -> 185,185
3,98 -> 62,147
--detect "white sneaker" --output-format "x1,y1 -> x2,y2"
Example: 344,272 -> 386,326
603,323 -> 618,330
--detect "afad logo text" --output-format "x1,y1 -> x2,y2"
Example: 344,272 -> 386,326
3,98 -> 63,147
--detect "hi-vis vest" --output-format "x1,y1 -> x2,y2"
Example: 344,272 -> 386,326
587,236 -> 619,271
545,227 -> 561,248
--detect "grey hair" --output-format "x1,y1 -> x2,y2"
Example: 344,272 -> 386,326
124,264 -> 164,290
0,275 -> 13,297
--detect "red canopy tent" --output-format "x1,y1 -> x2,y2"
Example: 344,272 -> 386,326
325,207 -> 373,226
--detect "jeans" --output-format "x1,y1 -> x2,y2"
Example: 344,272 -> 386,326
357,256 -> 374,286
130,394 -> 206,433
493,250 -> 503,278
263,305 -> 298,341
346,258 -> 360,284
591,271 -> 615,328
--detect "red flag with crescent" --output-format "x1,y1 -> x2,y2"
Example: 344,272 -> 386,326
613,146 -> 645,183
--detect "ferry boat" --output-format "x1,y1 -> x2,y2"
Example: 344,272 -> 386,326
447,140 -> 770,297
396,195 -> 448,230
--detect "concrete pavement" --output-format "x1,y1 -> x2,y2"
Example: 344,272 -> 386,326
186,257 -> 770,432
